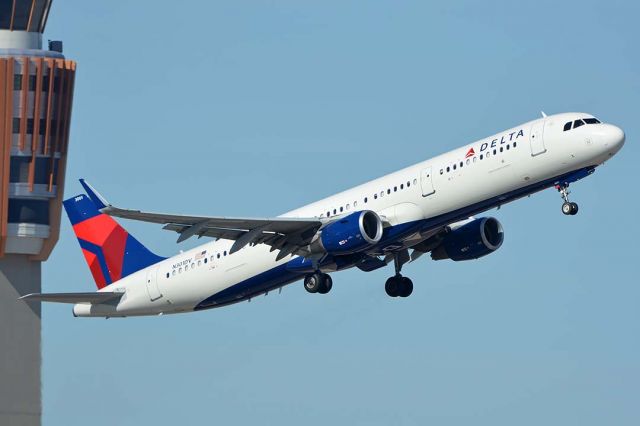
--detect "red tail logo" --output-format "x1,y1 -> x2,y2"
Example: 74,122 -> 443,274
465,148 -> 475,158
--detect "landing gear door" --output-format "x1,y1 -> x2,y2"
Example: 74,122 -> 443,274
420,167 -> 435,197
146,268 -> 162,301
529,120 -> 546,156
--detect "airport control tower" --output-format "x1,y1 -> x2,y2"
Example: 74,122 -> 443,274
0,1 -> 76,425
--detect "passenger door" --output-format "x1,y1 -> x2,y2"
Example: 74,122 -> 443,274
420,167 -> 435,196
145,268 -> 162,301
529,120 -> 546,156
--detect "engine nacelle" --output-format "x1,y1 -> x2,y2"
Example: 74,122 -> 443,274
431,217 -> 504,261
312,210 -> 384,255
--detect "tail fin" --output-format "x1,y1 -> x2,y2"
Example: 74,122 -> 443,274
63,194 -> 165,289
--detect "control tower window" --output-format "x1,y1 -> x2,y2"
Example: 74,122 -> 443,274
12,118 -> 20,134
8,199 -> 49,225
13,75 -> 22,91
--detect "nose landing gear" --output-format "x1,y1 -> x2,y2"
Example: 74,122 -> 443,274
557,184 -> 579,216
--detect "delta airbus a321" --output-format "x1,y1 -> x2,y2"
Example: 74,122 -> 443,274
21,112 -> 625,318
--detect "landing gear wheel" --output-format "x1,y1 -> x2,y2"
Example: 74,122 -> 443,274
304,273 -> 323,293
562,201 -> 579,215
399,277 -> 413,298
318,274 -> 333,294
569,202 -> 579,215
385,276 -> 401,297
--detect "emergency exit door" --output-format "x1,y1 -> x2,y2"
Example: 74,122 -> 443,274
420,167 -> 435,196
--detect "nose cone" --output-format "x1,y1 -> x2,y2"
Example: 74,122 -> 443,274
605,124 -> 625,151
595,124 -> 625,157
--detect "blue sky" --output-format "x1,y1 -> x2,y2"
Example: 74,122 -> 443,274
42,1 -> 638,425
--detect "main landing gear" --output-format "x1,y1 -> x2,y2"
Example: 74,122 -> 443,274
303,272 -> 333,294
385,275 -> 413,298
385,252 -> 413,298
557,184 -> 579,216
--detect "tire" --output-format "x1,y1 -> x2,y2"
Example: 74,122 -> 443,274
562,202 -> 572,215
304,273 -> 323,293
399,277 -> 413,297
318,274 -> 333,294
570,202 -> 579,215
385,276 -> 400,297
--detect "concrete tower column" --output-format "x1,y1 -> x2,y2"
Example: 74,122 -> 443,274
0,1 -> 76,425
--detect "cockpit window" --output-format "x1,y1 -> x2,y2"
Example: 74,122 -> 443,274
564,117 -> 601,132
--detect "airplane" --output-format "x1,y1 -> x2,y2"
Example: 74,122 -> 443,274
21,112 -> 625,318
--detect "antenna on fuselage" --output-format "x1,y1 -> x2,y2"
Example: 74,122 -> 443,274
541,111 -> 547,118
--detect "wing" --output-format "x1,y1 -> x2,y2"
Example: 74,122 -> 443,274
20,292 -> 123,304
80,179 -> 323,259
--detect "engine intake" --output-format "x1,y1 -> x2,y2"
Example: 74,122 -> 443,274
431,217 -> 504,261
312,210 -> 384,255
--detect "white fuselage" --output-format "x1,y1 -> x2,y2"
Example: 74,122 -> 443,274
74,112 -> 625,317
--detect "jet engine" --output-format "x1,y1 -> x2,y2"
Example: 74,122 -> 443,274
431,217 -> 504,261
311,210 -> 384,255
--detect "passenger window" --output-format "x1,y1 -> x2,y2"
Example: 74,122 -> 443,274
400,184 -> 404,189
340,206 -> 343,212
500,147 -> 503,152
224,251 -> 227,256
413,179 -> 417,185
374,194 -> 378,199
166,272 -> 170,278
480,154 -> 483,160
446,166 -> 450,172
172,270 -> 176,276
380,191 -> 384,197
217,253 -> 221,259
387,189 -> 391,194
407,181 -> 410,187
493,149 -> 497,155
364,197 -> 368,203
453,164 -> 457,170
333,209 -> 337,215
513,142 -> 517,148
574,119 -> 585,128
466,159 -> 470,165
440,169 -> 443,175
354,201 -> 358,207
506,145 -> 510,150
393,186 -> 397,192
563,122 -> 572,131
346,204 -> 350,210
204,258 -> 208,264
459,161 -> 463,167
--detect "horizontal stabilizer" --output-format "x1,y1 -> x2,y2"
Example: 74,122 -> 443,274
20,292 -> 123,304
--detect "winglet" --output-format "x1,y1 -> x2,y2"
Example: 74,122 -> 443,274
79,179 -> 110,210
